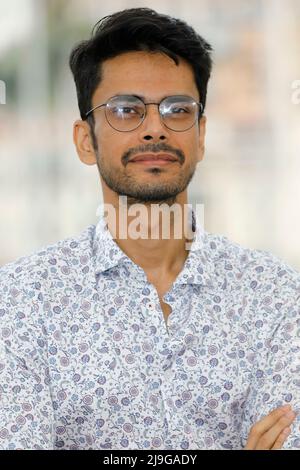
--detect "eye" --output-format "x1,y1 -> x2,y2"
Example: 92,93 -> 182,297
113,106 -> 137,114
171,106 -> 190,114
162,102 -> 192,115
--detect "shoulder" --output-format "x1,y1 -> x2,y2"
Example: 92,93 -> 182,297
205,230 -> 299,279
202,230 -> 300,304
0,224 -> 96,310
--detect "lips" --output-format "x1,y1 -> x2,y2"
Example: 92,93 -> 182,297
130,153 -> 178,163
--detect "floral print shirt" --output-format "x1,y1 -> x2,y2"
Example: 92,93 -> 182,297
0,209 -> 300,450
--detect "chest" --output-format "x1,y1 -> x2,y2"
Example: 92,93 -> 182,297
150,279 -> 174,324
158,294 -> 172,323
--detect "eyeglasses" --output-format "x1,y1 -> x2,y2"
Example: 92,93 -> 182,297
85,94 -> 203,132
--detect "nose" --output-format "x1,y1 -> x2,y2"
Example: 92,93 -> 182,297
138,104 -> 170,142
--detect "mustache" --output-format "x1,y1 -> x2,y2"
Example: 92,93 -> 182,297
122,143 -> 185,165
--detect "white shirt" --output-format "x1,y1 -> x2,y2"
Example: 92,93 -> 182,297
0,210 -> 299,449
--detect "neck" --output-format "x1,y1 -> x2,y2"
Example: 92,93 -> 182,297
101,194 -> 195,277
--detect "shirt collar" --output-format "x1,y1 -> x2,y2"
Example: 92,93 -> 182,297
92,205 -> 217,288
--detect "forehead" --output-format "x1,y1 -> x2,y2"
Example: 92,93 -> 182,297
93,50 -> 199,103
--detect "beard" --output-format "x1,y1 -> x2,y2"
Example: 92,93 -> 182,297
96,152 -> 197,207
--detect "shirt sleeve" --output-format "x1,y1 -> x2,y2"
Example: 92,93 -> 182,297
0,266 -> 55,450
240,260 -> 300,449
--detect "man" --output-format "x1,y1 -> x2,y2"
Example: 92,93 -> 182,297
0,8 -> 299,450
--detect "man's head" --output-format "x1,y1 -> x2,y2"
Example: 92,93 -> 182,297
70,8 -> 213,207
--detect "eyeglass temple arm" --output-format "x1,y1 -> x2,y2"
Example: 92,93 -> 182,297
85,103 -> 106,118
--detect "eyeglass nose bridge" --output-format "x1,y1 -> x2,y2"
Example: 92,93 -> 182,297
137,101 -> 167,130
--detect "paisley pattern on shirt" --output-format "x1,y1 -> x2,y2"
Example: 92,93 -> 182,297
0,210 -> 300,450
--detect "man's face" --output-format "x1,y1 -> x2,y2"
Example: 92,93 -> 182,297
75,50 -> 206,206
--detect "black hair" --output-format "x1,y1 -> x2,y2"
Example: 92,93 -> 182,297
69,7 -> 213,136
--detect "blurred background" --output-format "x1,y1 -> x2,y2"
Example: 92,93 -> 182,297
0,0 -> 300,268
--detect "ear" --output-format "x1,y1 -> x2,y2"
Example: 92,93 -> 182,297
73,119 -> 97,166
197,115 -> 206,163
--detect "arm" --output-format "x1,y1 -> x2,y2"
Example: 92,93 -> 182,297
0,268 -> 55,450
241,259 -> 300,449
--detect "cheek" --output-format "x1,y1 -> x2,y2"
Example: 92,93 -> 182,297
98,136 -> 128,168
183,135 -> 201,159
98,130 -> 137,162
190,130 -> 203,158
97,128 -> 116,154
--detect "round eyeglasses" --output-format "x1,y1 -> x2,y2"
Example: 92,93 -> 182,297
85,94 -> 203,132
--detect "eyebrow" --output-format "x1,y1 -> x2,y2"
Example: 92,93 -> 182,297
132,93 -> 168,101
114,93 -> 195,101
